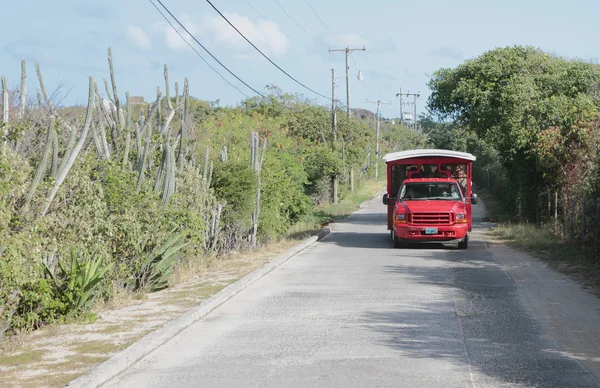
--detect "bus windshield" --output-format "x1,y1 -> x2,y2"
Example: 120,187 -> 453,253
399,182 -> 463,201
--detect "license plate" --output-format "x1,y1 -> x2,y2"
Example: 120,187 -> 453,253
425,227 -> 438,235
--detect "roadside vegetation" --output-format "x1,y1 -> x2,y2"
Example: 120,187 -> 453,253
479,190 -> 600,295
425,45 -> 600,294
0,49 -> 419,341
0,181 -> 385,388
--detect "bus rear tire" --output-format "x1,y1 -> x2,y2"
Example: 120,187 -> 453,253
458,235 -> 468,250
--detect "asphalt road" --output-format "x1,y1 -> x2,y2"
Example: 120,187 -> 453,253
105,197 -> 600,388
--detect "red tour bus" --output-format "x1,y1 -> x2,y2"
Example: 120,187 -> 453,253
381,149 -> 478,249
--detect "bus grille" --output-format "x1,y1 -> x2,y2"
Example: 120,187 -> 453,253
410,212 -> 452,225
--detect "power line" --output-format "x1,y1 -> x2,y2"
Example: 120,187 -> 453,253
243,0 -> 312,48
153,0 -> 266,98
272,0 -> 331,47
205,0 -> 331,101
350,54 -> 373,95
364,51 -> 384,98
303,0 -> 348,46
149,0 -> 251,98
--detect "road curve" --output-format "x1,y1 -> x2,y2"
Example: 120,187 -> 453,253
105,197 -> 600,388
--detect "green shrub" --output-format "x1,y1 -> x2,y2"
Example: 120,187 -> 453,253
12,278 -> 66,331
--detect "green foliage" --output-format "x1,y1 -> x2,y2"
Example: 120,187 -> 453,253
45,248 -> 114,311
1,62 -> 426,339
136,231 -> 188,292
212,159 -> 257,227
427,46 -> 600,219
12,278 -> 66,331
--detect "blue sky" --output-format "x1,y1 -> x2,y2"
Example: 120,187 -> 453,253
2,0 -> 600,118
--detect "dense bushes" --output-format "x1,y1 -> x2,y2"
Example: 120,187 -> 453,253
0,51 -> 428,338
427,46 -> 600,219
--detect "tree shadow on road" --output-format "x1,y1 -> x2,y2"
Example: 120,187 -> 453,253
358,238 -> 600,387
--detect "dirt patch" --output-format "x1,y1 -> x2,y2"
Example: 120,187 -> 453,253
0,239 -> 299,388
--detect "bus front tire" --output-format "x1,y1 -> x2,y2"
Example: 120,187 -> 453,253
458,235 -> 468,250
393,234 -> 403,249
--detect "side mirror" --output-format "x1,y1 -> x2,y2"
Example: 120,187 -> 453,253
471,193 -> 478,205
383,194 -> 389,205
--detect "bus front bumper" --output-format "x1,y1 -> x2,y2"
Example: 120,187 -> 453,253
393,223 -> 468,242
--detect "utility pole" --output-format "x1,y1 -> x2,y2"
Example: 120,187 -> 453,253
331,68 -> 337,142
395,87 -> 403,126
398,90 -> 420,131
329,46 -> 366,117
367,100 -> 392,181
331,68 -> 338,204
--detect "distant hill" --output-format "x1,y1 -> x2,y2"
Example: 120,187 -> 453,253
351,107 -> 375,120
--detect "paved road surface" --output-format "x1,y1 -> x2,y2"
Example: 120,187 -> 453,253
106,197 -> 600,387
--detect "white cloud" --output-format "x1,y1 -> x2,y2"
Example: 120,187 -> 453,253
155,15 -> 200,51
154,13 -> 287,58
126,25 -> 151,50
203,13 -> 288,58
337,33 -> 368,47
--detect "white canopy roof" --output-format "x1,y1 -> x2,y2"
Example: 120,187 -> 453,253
382,149 -> 476,163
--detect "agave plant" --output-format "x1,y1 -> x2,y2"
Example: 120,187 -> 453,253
44,247 -> 114,311
136,230 -> 188,292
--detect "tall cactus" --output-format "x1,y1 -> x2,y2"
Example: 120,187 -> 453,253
1,75 -> 7,154
161,142 -> 176,205
18,59 -> 26,120
207,162 -> 213,189
95,94 -> 111,160
134,121 -> 142,154
136,98 -> 162,190
122,92 -> 132,169
35,62 -> 77,137
107,46 -> 124,131
35,62 -> 51,110
202,146 -> 209,189
210,203 -> 224,251
220,145 -> 228,162
250,131 -> 267,248
1,75 -> 7,122
41,77 -> 95,217
137,118 -> 152,191
50,128 -> 58,177
100,80 -> 118,155
154,145 -> 167,194
22,116 -> 55,213
122,131 -> 131,170
164,64 -> 173,111
156,86 -> 162,132
178,78 -> 189,169
58,121 -> 77,175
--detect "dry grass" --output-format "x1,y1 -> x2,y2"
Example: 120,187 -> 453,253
287,180 -> 384,238
483,193 -> 600,296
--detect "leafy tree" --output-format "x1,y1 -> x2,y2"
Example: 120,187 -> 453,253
427,46 -> 600,218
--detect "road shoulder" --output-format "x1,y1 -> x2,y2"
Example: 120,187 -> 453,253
481,231 -> 600,383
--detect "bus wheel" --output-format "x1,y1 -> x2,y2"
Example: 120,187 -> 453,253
393,234 -> 403,249
458,235 -> 468,250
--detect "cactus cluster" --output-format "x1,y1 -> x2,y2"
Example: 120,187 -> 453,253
1,46 -> 253,255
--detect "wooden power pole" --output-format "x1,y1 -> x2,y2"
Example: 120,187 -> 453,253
367,100 -> 392,181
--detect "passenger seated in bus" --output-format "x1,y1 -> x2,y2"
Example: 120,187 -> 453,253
454,165 -> 467,195
413,164 -> 436,178
402,187 -> 418,199
439,165 -> 452,178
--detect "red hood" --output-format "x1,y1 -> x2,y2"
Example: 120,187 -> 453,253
397,200 -> 465,213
